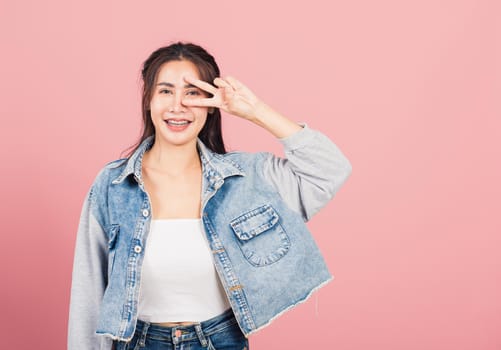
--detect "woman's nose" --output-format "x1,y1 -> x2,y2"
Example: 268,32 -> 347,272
170,92 -> 185,112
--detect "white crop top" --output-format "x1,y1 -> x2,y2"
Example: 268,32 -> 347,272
137,218 -> 231,323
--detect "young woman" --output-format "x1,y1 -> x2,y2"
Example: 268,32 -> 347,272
68,42 -> 352,350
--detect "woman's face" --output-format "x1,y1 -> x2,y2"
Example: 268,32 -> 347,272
149,60 -> 210,148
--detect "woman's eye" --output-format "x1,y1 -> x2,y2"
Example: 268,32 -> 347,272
187,90 -> 201,96
159,89 -> 172,94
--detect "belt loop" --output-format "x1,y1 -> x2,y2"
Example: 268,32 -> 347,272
194,323 -> 208,347
171,327 -> 180,345
138,321 -> 150,347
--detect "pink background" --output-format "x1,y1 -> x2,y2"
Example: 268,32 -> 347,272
1,0 -> 500,348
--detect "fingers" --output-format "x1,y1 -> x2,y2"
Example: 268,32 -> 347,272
225,76 -> 244,90
212,78 -> 234,103
214,76 -> 245,91
181,98 -> 215,107
182,76 -> 246,109
213,77 -> 232,89
183,75 -> 218,95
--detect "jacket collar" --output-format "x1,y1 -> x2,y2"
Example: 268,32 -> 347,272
111,135 -> 245,185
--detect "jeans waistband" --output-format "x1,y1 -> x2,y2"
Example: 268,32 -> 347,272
131,308 -> 237,347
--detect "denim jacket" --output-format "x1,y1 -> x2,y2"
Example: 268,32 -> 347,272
68,124 -> 352,349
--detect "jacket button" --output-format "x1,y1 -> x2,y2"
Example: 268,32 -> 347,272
134,245 -> 142,253
142,209 -> 149,217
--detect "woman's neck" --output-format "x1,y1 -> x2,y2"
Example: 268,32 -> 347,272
142,139 -> 201,177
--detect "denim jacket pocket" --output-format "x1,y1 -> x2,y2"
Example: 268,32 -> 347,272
107,224 -> 120,278
230,204 -> 291,267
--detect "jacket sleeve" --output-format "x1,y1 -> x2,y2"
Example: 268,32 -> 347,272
67,183 -> 113,350
261,123 -> 352,222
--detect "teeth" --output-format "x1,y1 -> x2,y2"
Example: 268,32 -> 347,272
166,120 -> 190,126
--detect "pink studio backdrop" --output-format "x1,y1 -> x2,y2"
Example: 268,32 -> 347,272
1,0 -> 499,349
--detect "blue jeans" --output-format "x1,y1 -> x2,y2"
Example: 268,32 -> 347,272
113,308 -> 249,350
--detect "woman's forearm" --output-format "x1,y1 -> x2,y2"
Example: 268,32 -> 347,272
249,101 -> 303,139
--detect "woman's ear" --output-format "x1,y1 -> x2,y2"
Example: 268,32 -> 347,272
208,107 -> 215,114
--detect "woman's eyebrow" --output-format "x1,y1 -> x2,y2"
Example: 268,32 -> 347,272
156,82 -> 198,89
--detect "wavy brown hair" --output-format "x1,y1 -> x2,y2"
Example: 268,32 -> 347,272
121,42 -> 226,159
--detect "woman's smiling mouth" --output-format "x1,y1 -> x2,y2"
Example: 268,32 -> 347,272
164,118 -> 192,131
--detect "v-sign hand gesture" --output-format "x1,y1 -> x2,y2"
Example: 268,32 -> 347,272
182,76 -> 261,121
182,75 -> 302,139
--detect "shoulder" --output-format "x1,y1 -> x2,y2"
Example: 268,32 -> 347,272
88,158 -> 128,192
220,150 -> 260,161
217,150 -> 271,171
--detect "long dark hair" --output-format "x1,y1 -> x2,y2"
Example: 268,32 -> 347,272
121,42 -> 226,159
